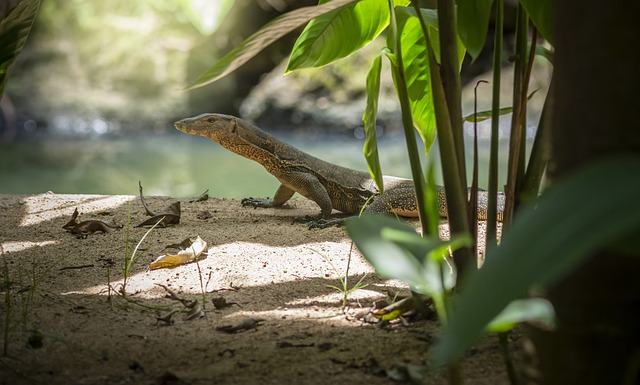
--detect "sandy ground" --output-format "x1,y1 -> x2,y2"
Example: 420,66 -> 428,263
0,192 -> 519,385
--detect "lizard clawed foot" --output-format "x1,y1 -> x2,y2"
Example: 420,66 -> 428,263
294,217 -> 345,229
307,218 -> 344,229
292,215 -> 318,224
241,197 -> 273,209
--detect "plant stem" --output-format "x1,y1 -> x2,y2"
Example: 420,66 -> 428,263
411,0 -> 474,281
499,332 -> 520,385
470,81 -> 488,257
521,80 -> 552,202
505,10 -> 537,225
486,0 -> 504,249
436,0 -> 466,188
388,0 -> 431,233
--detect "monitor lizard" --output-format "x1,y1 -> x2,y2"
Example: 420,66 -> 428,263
175,113 -> 504,227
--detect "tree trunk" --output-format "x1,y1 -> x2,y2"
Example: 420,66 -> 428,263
530,1 -> 640,384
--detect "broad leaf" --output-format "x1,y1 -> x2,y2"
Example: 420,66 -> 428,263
347,214 -> 469,321
396,7 -> 466,67
363,55 -> 384,193
519,0 -> 553,45
433,156 -> 640,365
486,298 -> 555,332
287,0 -> 389,72
0,0 -> 41,97
346,214 -> 470,295
389,7 -> 466,152
188,0 -> 360,89
388,9 -> 435,151
346,215 -> 426,289
457,0 -> 494,60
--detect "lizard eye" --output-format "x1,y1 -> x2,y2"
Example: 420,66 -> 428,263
207,117 -> 215,123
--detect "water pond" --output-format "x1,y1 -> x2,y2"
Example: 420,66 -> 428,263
0,132 -> 514,199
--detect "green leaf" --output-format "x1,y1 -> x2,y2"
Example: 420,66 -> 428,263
463,89 -> 539,123
432,156 -> 640,365
187,0 -> 360,89
363,55 -> 384,193
388,7 -> 465,152
396,7 -> 466,67
286,0 -> 389,72
519,0 -> 553,45
346,215 -> 426,290
486,298 -> 555,333
457,0 -> 494,60
346,214 -> 470,295
388,9 -> 436,151
0,0 -> 41,98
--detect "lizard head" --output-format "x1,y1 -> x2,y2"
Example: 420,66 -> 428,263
174,113 -> 278,157
174,113 -> 238,141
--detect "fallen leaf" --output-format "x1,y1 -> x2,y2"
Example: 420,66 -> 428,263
215,317 -> 265,334
63,208 -> 122,236
136,182 -> 181,227
185,302 -> 204,320
149,236 -> 208,270
189,189 -> 209,203
212,296 -> 240,309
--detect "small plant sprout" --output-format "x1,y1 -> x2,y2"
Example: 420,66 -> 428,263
309,243 -> 369,308
121,211 -> 165,296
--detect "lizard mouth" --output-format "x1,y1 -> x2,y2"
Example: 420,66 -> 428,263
174,119 -> 193,134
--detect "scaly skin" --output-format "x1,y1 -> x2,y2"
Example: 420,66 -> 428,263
175,113 -> 504,222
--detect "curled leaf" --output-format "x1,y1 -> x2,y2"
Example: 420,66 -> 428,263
215,317 -> 265,334
189,189 -> 209,203
149,236 -> 208,270
63,207 -> 122,236
137,181 -> 181,227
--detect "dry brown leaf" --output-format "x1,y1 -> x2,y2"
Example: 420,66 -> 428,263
149,236 -> 208,270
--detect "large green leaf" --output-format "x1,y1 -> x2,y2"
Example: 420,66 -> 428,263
346,215 -> 426,289
286,0 -> 390,72
388,7 -> 466,152
519,0 -> 553,45
346,213 -> 470,320
457,0 -> 494,60
486,298 -> 555,333
432,156 -> 640,365
396,7 -> 466,68
363,54 -> 384,193
346,214 -> 469,296
0,0 -> 41,98
187,0 -> 360,89
388,9 -> 436,150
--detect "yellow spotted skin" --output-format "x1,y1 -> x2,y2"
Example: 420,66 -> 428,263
175,113 -> 505,222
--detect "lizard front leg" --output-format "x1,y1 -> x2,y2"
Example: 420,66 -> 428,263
241,184 -> 295,209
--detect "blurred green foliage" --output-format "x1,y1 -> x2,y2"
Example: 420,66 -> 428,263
6,0 -> 233,124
